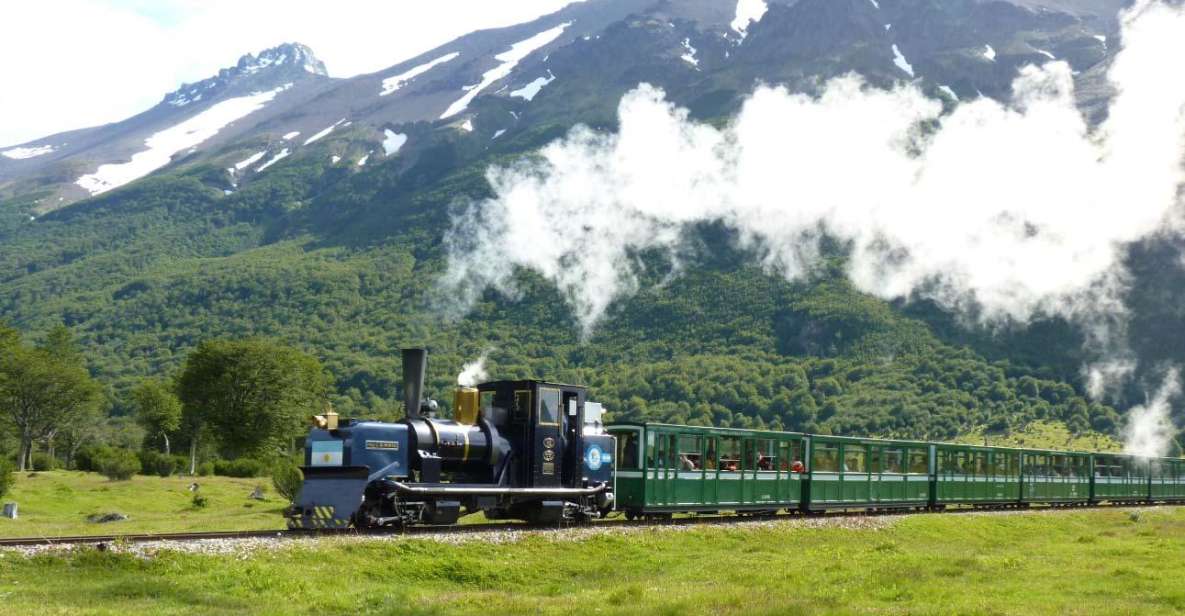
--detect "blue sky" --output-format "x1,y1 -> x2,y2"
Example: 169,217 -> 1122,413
0,0 -> 580,146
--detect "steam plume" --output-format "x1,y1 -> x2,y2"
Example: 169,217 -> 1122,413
1123,369 -> 1182,457
458,350 -> 492,387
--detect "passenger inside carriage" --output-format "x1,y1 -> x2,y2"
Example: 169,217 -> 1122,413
680,454 -> 698,471
791,460 -> 805,473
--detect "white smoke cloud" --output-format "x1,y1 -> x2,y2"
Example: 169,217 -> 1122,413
1123,368 -> 1182,457
457,350 -> 492,387
444,2 -> 1185,343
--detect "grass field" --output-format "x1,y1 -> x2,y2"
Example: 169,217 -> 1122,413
955,420 -> 1124,453
1,505 -> 1184,615
0,471 -> 286,537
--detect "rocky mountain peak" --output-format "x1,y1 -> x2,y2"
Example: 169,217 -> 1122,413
162,42 -> 327,108
236,42 -> 328,77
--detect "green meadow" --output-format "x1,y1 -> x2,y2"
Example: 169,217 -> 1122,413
0,471 -> 285,538
1,503 -> 1182,615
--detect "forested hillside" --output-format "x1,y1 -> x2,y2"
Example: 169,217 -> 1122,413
0,134 -> 1124,444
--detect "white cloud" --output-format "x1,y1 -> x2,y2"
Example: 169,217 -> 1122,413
442,1 -> 1185,342
0,0 -> 582,147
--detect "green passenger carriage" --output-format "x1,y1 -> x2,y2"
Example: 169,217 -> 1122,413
1091,453 -> 1150,503
1150,457 -> 1185,502
804,435 -> 930,511
1020,449 -> 1091,503
933,443 -> 1022,506
608,422 -> 806,517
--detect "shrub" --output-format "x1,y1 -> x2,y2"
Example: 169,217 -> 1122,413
94,448 -> 141,481
191,493 -> 209,508
74,446 -> 101,472
213,458 -> 267,478
138,451 -> 178,478
0,459 -> 13,500
196,461 -> 215,477
30,452 -> 57,471
172,455 -> 191,475
271,462 -> 303,502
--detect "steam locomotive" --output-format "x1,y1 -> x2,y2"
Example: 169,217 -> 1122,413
286,349 -> 616,529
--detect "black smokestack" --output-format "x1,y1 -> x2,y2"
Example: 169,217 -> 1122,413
402,348 -> 427,419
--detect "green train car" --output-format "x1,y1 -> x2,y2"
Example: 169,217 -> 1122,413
609,422 -> 1185,517
609,423 -> 806,516
805,435 -> 930,511
933,443 -> 1022,506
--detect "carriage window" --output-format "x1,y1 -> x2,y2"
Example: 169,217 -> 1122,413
678,435 -> 703,470
614,431 -> 639,470
719,437 -> 741,471
754,439 -> 776,471
908,450 -> 928,474
813,445 -> 840,472
884,449 -> 904,474
974,452 -> 989,476
844,445 -> 867,473
538,388 -> 561,426
992,452 -> 1007,476
704,438 -> 718,470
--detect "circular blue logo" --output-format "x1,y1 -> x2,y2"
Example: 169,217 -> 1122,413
586,445 -> 604,471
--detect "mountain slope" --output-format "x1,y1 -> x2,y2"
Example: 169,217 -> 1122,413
0,0 -> 1174,445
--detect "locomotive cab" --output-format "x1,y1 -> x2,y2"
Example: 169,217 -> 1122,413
286,349 -> 615,529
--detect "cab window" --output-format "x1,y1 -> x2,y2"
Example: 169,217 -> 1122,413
538,388 -> 560,426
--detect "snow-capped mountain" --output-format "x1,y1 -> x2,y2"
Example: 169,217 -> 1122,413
0,0 -> 1123,213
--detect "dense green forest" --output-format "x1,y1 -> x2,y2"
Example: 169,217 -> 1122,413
0,124 -> 1140,461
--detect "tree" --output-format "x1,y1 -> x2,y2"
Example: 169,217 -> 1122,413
132,379 -> 182,454
177,339 -> 328,470
0,326 -> 102,471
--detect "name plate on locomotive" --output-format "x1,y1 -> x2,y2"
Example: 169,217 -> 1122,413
366,440 -> 399,451
542,462 -> 555,475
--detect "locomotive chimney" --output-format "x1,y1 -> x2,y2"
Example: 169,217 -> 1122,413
402,348 -> 427,419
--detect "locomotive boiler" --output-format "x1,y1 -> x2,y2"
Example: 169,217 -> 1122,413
286,349 -> 616,528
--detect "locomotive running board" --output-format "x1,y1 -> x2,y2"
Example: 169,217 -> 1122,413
389,481 -> 607,497
288,466 -> 370,530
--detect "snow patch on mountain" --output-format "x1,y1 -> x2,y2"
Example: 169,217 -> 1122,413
493,129 -> 507,140
255,148 -> 289,172
1036,49 -> 1056,60
2,145 -> 55,160
383,129 -> 408,155
381,52 -> 460,96
304,119 -> 345,145
357,154 -> 370,166
441,22 -> 571,119
983,44 -> 997,62
939,85 -> 959,101
891,45 -> 914,77
731,0 -> 768,39
510,71 -> 556,101
282,131 -> 300,140
868,0 -> 880,9
681,38 -> 699,68
233,150 -> 267,171
75,86 -> 287,195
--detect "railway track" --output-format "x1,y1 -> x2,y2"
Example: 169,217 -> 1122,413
0,501 -> 1179,548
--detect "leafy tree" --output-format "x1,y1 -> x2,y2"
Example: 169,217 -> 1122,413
0,326 -> 102,470
132,379 -> 182,454
177,339 -> 328,469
